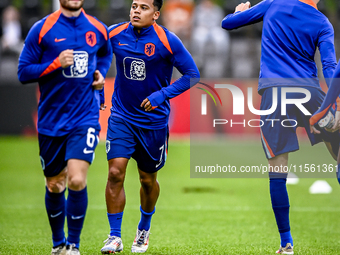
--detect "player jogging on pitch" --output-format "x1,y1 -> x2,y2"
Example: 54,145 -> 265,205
100,0 -> 199,253
18,0 -> 112,254
222,0 -> 340,254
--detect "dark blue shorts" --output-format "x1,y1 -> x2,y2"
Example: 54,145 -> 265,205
38,125 -> 99,177
260,87 -> 340,159
106,116 -> 169,173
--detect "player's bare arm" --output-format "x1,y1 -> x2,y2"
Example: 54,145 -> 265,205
235,1 -> 251,12
59,49 -> 74,68
92,70 -> 105,90
141,98 -> 153,111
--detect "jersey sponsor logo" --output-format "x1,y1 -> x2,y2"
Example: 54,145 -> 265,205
62,51 -> 88,78
55,38 -> 66,43
83,148 -> 94,154
123,57 -> 146,81
118,42 -> 128,46
86,31 -> 96,47
144,43 -> 155,57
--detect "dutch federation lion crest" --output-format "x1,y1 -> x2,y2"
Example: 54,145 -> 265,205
123,57 -> 146,81
63,51 -> 88,78
73,53 -> 88,76
130,60 -> 146,80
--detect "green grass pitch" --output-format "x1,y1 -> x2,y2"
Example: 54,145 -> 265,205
1,136 -> 340,254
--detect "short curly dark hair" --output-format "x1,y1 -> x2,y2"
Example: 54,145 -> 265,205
153,0 -> 163,10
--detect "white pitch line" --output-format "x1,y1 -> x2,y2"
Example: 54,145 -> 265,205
2,204 -> 340,212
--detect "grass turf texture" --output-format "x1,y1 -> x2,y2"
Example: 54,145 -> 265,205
0,136 -> 340,254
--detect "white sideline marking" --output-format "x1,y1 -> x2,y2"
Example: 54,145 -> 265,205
2,204 -> 340,212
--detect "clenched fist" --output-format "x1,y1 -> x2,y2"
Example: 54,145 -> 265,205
59,49 -> 74,68
235,1 -> 251,12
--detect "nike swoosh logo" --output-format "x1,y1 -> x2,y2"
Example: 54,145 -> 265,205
118,42 -> 128,46
50,211 -> 63,218
55,38 -> 66,42
83,148 -> 94,154
71,215 -> 84,220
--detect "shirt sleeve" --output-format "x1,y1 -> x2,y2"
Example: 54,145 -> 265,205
318,21 -> 337,87
147,33 -> 200,107
310,62 -> 340,126
99,88 -> 105,105
18,21 -> 62,84
96,28 -> 113,105
221,0 -> 273,30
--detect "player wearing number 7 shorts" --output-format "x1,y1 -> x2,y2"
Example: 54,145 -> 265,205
100,0 -> 199,253
18,0 -> 112,254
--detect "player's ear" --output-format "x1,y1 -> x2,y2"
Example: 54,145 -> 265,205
153,11 -> 160,21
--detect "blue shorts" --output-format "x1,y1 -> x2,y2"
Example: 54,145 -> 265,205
38,125 -> 99,177
106,116 -> 169,173
260,87 -> 340,159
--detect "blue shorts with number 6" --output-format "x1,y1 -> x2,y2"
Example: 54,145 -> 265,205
38,125 -> 100,177
260,86 -> 340,159
106,116 -> 169,173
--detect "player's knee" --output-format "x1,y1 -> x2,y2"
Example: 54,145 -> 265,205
68,175 -> 86,191
46,179 -> 66,193
107,166 -> 125,184
46,170 -> 67,193
140,176 -> 157,190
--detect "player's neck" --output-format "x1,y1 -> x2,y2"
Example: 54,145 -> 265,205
60,7 -> 82,18
312,0 -> 319,5
134,21 -> 155,34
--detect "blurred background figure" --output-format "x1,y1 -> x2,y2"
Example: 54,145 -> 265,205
1,6 -> 22,55
161,0 -> 194,78
191,0 -> 229,78
0,5 -> 23,81
162,0 -> 194,48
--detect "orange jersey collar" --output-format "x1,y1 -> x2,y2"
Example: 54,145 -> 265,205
299,0 -> 318,10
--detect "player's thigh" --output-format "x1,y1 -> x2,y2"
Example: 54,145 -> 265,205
67,159 -> 90,190
260,87 -> 299,159
106,116 -> 137,161
38,133 -> 68,177
133,126 -> 169,173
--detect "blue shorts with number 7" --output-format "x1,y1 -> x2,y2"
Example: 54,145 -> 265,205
106,116 -> 169,173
